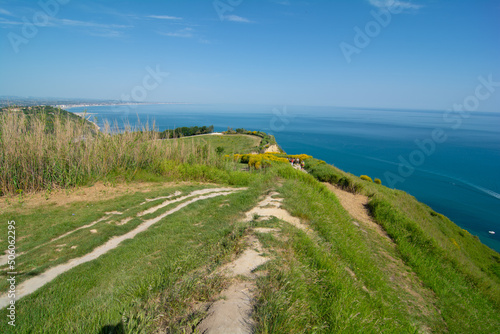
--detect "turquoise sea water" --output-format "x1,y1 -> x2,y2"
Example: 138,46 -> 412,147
69,104 -> 500,253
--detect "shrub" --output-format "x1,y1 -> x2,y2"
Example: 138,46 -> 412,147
231,153 -> 289,169
287,154 -> 312,161
307,164 -> 339,184
338,176 -> 362,194
374,178 -> 382,185
360,175 -> 373,182
338,177 -> 351,190
215,146 -> 225,155
231,154 -> 250,163
241,154 -> 250,163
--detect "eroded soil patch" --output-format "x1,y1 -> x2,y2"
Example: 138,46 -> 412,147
195,192 -> 308,334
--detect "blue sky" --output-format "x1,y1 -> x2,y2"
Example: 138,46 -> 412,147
0,0 -> 499,111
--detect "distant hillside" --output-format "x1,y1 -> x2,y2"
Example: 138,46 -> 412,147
0,105 -> 97,134
0,96 -> 121,108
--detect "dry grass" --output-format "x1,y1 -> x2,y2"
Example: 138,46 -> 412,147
0,109 -> 221,195
0,181 -> 194,212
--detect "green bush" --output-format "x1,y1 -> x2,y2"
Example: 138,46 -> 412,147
304,159 -> 341,184
159,125 -> 214,138
374,178 -> 382,184
240,154 -> 250,163
303,158 -> 364,194
307,165 -> 339,183
215,146 -> 225,155
338,176 -> 362,193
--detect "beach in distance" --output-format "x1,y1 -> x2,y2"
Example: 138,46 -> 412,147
68,103 -> 500,253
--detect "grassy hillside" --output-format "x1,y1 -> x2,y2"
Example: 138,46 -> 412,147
303,159 -> 500,332
0,110 -> 498,333
176,133 -> 262,155
0,105 -> 96,134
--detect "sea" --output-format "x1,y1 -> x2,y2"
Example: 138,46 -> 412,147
68,104 -> 500,253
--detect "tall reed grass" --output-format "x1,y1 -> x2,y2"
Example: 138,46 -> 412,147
0,109 -> 221,195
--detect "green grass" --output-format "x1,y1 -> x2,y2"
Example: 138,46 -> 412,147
301,158 -> 500,333
175,133 -> 262,155
0,184 -> 221,291
253,179 -> 446,333
0,182 -> 267,333
367,194 -> 500,332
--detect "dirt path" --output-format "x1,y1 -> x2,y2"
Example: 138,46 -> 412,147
0,188 -> 245,309
140,191 -> 181,204
0,254 -> 10,268
323,183 -> 389,240
139,188 -> 238,216
196,192 -> 307,334
243,192 -> 312,234
0,189 -> 239,268
219,235 -> 270,277
0,212 -> 126,267
196,282 -> 255,334
196,234 -> 269,334
323,183 -> 444,332
0,181 -> 188,212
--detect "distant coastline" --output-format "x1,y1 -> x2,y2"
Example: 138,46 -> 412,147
0,96 -> 192,109
65,102 -> 192,131
61,102 -> 190,110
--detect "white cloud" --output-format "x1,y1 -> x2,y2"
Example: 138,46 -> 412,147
56,18 -> 131,29
0,15 -> 132,30
225,15 -> 254,23
147,15 -> 182,20
198,38 -> 211,44
0,8 -> 13,16
368,0 -> 423,11
0,17 -> 21,25
159,27 -> 194,38
40,18 -> 133,38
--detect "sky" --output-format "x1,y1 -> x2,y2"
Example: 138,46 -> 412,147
0,0 -> 499,111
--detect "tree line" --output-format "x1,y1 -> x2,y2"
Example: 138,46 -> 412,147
159,125 -> 214,139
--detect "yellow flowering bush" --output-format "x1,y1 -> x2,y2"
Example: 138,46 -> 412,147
287,154 -> 312,161
360,175 -> 373,182
230,153 -> 301,169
